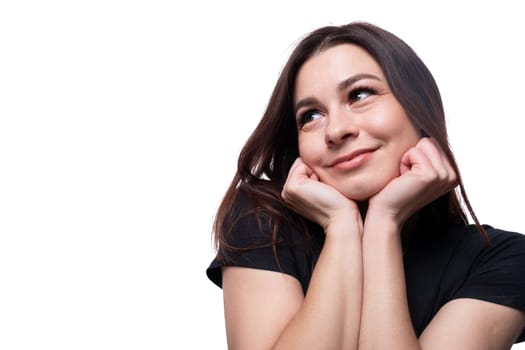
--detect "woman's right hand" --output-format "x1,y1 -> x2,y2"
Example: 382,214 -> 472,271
281,157 -> 362,232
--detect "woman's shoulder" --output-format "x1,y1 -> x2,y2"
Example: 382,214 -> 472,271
405,223 -> 525,338
425,223 -> 524,247
462,224 -> 525,270
452,225 -> 525,341
451,224 -> 525,254
405,223 -> 525,296
482,224 -> 525,243
222,188 -> 303,247
207,188 -> 324,292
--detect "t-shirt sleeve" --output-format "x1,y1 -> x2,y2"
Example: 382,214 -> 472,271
453,228 -> 525,342
206,212 -> 303,289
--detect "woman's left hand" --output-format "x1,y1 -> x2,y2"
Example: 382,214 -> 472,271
368,137 -> 458,227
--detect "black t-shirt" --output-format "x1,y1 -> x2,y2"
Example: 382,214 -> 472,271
207,211 -> 525,343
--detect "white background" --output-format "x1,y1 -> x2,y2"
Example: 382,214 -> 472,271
1,0 -> 524,349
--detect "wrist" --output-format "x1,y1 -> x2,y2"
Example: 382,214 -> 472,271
363,207 -> 402,240
324,209 -> 363,239
366,200 -> 406,230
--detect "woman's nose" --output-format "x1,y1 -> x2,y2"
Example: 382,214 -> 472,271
324,109 -> 358,146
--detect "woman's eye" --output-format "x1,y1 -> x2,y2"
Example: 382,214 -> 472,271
348,87 -> 375,103
298,110 -> 323,127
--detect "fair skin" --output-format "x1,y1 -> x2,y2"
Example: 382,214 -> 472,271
222,44 -> 525,349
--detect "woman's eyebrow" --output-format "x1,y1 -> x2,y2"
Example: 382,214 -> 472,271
294,97 -> 319,115
337,73 -> 382,92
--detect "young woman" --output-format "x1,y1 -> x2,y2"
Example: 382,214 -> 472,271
206,22 -> 525,349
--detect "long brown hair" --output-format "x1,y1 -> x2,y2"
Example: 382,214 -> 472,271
213,22 -> 486,257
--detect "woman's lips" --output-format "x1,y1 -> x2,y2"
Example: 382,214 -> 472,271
331,149 -> 376,171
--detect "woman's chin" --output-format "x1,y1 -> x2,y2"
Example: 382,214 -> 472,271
318,175 -> 390,202
339,186 -> 382,202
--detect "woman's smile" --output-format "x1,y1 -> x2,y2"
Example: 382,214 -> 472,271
329,147 -> 378,171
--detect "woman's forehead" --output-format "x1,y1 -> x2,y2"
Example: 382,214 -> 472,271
294,44 -> 385,98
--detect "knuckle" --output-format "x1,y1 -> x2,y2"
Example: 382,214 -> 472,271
449,172 -> 459,186
423,169 -> 439,183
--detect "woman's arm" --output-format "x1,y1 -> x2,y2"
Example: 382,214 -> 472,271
223,222 -> 362,350
358,138 -> 525,349
359,214 -> 525,350
222,158 -> 363,350
419,298 -> 525,349
358,213 -> 420,349
357,138 -> 451,349
271,218 -> 362,350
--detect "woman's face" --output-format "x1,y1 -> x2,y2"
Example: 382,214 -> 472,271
294,44 -> 421,201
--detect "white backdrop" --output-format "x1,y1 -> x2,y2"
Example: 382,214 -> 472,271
1,0 -> 524,349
